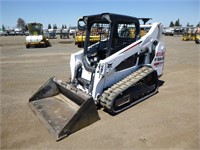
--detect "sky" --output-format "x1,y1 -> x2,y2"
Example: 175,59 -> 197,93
0,0 -> 199,29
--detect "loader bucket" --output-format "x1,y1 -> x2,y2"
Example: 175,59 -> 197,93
29,77 -> 100,141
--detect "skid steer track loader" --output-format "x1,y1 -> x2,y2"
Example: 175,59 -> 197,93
29,13 -> 166,140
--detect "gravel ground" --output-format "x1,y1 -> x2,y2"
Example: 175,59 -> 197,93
1,35 -> 199,149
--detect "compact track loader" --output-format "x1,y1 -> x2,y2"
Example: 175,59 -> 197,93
29,13 -> 166,140
25,22 -> 51,48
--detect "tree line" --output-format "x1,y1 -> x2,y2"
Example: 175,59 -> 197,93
48,24 -> 67,29
1,18 -> 68,31
1,17 -> 199,32
169,19 -> 181,27
169,18 -> 199,27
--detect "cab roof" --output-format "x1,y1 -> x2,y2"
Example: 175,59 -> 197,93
83,13 -> 139,25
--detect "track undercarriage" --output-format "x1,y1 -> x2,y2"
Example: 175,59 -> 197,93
100,66 -> 159,114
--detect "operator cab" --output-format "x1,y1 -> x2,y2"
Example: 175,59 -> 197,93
27,23 -> 43,36
80,13 -> 140,72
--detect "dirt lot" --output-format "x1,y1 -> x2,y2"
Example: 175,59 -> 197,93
1,35 -> 199,149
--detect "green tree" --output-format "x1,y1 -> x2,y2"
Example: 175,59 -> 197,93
53,24 -> 57,29
17,18 -> 26,31
169,21 -> 174,27
48,24 -> 52,29
62,24 -> 64,29
65,25 -> 67,29
186,22 -> 190,27
2,24 -> 5,31
196,22 -> 200,27
175,19 -> 180,26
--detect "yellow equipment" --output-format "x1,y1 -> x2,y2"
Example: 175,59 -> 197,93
75,18 -> 100,47
182,28 -> 196,41
182,32 -> 190,41
60,28 -> 69,39
25,23 -> 51,48
195,27 -> 200,44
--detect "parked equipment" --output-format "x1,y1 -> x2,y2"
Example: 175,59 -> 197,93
48,29 -> 57,39
140,24 -> 152,37
182,32 -> 196,41
60,28 -> 69,39
164,27 -> 174,36
195,27 -> 200,44
182,32 -> 190,41
182,28 -> 196,41
25,23 -> 51,48
29,13 -> 166,140
75,18 -> 100,47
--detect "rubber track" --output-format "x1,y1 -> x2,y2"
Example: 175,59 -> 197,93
100,66 -> 157,114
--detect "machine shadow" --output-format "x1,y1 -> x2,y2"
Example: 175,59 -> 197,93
158,80 -> 165,87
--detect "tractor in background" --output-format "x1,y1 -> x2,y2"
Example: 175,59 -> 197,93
25,22 -> 51,48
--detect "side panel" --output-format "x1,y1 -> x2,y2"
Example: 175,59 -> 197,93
26,35 -> 43,43
70,50 -> 84,82
152,42 -> 166,77
140,23 -> 166,77
92,42 -> 142,100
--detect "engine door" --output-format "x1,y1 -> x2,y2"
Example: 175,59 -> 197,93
152,42 -> 166,77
